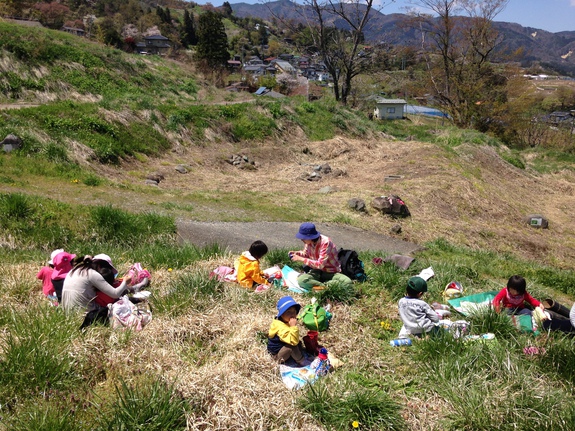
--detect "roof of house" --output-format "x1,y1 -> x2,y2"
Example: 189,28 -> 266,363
274,60 -> 296,72
144,34 -> 169,40
375,98 -> 407,105
261,90 -> 286,98
243,65 -> 265,72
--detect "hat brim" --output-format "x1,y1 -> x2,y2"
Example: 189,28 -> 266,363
276,301 -> 301,318
295,231 -> 320,240
93,255 -> 118,275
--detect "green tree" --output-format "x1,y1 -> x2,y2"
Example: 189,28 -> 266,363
257,23 -> 268,45
408,0 -> 509,128
195,11 -> 230,69
181,9 -> 197,47
221,1 -> 233,18
95,16 -> 122,47
118,0 -> 143,24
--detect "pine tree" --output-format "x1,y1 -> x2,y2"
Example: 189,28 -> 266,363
221,1 -> 233,17
181,9 -> 197,47
195,11 -> 230,68
156,6 -> 165,22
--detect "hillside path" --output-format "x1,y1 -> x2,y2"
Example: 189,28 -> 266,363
176,220 -> 423,255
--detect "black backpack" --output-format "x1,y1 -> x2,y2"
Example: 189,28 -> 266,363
338,248 -> 367,282
371,195 -> 411,218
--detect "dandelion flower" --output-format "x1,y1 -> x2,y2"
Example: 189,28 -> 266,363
168,268 -> 173,272
380,320 -> 392,330
352,420 -> 359,428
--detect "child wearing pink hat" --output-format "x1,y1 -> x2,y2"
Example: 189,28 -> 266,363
50,250 -> 76,303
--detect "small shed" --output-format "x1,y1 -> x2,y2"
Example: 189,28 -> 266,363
373,98 -> 407,120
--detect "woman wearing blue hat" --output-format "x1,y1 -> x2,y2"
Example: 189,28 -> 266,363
289,222 -> 353,291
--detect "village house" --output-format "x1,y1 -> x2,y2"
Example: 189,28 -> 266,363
373,98 -> 407,120
135,34 -> 171,55
273,59 -> 296,75
61,26 -> 85,36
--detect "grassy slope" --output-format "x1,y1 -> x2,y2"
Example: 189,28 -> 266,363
2,21 -> 575,431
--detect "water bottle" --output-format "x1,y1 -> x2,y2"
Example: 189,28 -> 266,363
390,338 -> 412,347
272,273 -> 282,289
311,347 -> 330,377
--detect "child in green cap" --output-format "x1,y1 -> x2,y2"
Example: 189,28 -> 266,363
397,276 -> 440,338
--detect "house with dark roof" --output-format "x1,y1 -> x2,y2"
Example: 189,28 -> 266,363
253,86 -> 286,98
227,60 -> 242,70
61,26 -> 85,36
135,34 -> 171,55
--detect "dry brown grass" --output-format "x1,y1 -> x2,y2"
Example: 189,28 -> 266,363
4,128 -> 575,429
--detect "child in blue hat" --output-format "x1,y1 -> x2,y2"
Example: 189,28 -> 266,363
267,296 -> 305,366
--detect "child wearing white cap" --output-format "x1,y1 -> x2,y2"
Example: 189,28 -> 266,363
36,249 -> 61,304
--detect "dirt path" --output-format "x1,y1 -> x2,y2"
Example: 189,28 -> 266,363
0,103 -> 41,110
176,220 -> 423,255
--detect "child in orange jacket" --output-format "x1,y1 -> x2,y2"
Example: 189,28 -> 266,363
235,240 -> 271,290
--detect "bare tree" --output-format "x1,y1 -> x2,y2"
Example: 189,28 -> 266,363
407,0 -> 509,127
268,0 -> 394,105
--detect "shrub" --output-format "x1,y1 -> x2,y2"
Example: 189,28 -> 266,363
97,377 -> 188,431
0,304 -> 83,409
298,375 -> 405,431
151,270 -> 223,316
313,278 -> 357,304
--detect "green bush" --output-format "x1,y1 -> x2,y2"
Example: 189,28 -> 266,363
97,377 -> 188,431
151,270 -> 223,316
0,305 -> 84,409
4,400 -> 81,431
89,205 -> 175,246
298,375 -> 405,431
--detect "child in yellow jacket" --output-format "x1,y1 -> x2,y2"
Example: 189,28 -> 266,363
235,240 -> 271,290
267,296 -> 305,365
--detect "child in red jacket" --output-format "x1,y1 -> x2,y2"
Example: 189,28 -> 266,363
493,275 -> 544,316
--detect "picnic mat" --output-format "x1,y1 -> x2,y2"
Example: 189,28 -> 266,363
448,291 -> 537,333
281,265 -> 309,294
279,361 -> 318,390
447,291 -> 498,316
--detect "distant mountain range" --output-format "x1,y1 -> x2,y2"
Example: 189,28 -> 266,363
231,0 -> 575,75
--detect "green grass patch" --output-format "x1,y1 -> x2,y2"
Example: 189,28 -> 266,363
0,304 -> 84,410
298,374 -> 405,430
96,377 -> 188,430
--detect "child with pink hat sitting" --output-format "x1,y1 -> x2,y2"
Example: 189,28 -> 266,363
50,250 -> 76,303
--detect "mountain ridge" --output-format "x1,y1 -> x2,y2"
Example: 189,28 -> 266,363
231,0 -> 575,74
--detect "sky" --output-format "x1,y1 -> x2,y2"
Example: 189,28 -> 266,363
201,0 -> 575,34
